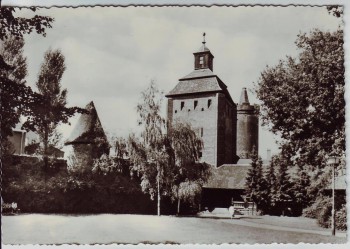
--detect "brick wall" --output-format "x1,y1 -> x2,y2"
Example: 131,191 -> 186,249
167,92 -> 218,166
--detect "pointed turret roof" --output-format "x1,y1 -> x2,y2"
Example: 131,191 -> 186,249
166,34 -> 234,105
237,88 -> 258,112
239,87 -> 250,105
65,101 -> 107,145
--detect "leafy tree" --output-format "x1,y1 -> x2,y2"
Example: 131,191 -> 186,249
1,6 -> 53,156
169,122 -> 211,214
128,81 -> 173,216
255,28 -> 344,170
245,148 -> 268,212
0,36 -> 30,142
23,49 -> 83,168
0,6 -> 53,41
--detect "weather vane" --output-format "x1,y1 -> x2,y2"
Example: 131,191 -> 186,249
202,32 -> 206,45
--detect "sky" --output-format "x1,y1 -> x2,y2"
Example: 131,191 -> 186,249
6,3 -> 342,159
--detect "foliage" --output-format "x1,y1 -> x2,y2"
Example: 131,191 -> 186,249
2,155 -> 156,214
255,28 -> 344,170
92,154 -> 126,175
24,141 -> 40,155
0,36 -> 32,142
273,154 -> 294,215
1,7 -> 53,151
168,122 -> 211,214
22,49 -> 84,167
265,155 -> 277,209
245,148 -> 268,212
128,81 -> 173,216
326,5 -> 343,18
336,204 -> 347,231
303,195 -> 346,230
0,7 -> 54,41
290,164 -> 311,209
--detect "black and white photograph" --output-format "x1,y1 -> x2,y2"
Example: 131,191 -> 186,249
1,0 -> 347,246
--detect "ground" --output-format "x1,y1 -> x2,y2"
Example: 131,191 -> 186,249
2,214 -> 346,244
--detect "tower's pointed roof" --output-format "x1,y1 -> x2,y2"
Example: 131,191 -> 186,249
166,33 -> 234,105
194,32 -> 213,54
65,101 -> 107,145
239,87 -> 250,104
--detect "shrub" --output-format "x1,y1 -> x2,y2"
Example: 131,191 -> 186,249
336,204 -> 347,231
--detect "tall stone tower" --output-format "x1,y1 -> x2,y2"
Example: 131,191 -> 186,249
237,88 -> 259,159
166,34 -> 238,167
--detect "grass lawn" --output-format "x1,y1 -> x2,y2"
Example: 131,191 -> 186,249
2,214 -> 347,244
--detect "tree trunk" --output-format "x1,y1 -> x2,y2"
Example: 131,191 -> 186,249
177,198 -> 181,215
43,126 -> 49,170
157,163 -> 161,216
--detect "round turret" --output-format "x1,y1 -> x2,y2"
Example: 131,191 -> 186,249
236,88 -> 259,159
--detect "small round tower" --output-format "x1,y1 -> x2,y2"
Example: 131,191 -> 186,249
236,87 -> 259,159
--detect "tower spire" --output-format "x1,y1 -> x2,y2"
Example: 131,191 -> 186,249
202,32 -> 206,45
239,87 -> 250,104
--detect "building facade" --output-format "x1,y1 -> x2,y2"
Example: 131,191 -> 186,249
166,37 -> 238,167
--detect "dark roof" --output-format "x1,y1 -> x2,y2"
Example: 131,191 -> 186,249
167,77 -> 221,96
166,69 -> 234,105
65,101 -> 107,145
204,164 -> 251,189
180,68 -> 214,80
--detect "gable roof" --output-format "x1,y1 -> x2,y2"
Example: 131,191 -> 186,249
65,101 -> 107,145
204,164 -> 251,189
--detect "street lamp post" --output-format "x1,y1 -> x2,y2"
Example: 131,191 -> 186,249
326,156 -> 340,236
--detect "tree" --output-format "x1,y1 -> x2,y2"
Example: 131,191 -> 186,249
128,81 -> 173,216
255,27 -> 344,170
0,6 -> 53,41
274,154 -> 293,215
290,163 -> 311,210
0,36 -> 29,141
1,6 -> 54,155
245,148 -> 268,212
22,49 -> 83,168
265,155 -> 278,212
169,122 -> 211,214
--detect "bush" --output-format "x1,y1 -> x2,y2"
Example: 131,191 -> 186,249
2,155 -> 161,214
303,196 -> 331,219
303,195 -> 347,230
336,204 -> 347,231
317,201 -> 332,228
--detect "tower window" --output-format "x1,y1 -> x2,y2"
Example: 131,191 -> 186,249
194,100 -> 198,109
175,110 -> 177,114
188,109 -> 191,112
199,151 -> 202,158
201,108 -> 204,111
199,56 -> 204,66
208,99 -> 212,108
200,127 -> 203,137
181,101 -> 185,110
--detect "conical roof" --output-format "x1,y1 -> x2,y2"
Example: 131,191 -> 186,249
239,87 -> 250,104
65,101 -> 107,145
